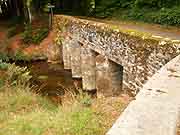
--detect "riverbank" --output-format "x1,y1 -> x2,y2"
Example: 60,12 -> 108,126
0,18 -> 61,64
0,62 -> 131,135
0,18 -> 133,135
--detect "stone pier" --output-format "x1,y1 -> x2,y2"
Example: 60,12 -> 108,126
81,46 -> 96,91
96,55 -> 123,97
70,39 -> 82,78
62,37 -> 71,70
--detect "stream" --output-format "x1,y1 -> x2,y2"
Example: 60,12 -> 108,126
23,61 -> 82,98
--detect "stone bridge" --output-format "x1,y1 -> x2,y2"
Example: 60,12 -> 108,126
53,15 -> 180,135
53,15 -> 180,96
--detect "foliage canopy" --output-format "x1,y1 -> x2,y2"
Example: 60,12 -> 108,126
0,0 -> 180,26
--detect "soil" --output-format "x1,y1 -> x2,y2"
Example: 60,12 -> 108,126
0,18 -> 53,58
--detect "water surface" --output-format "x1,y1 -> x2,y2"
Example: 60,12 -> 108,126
27,61 -> 82,96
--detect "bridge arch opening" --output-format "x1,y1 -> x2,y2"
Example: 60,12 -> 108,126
96,55 -> 124,97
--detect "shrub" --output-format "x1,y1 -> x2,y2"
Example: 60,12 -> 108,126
0,50 -> 31,63
22,24 -> 49,44
95,0 -> 121,17
22,24 -> 33,44
0,52 -> 9,62
6,63 -> 32,86
134,0 -> 180,8
112,6 -> 180,26
0,60 -> 9,70
13,50 -> 31,62
134,0 -> 161,9
153,7 -> 180,25
95,0 -> 180,26
31,28 -> 49,44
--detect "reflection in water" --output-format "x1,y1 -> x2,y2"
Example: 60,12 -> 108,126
28,61 -> 82,97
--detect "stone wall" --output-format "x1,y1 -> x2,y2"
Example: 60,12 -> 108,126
53,15 -> 180,94
107,54 -> 180,135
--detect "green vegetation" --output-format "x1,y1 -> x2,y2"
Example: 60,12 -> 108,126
0,90 -> 101,135
0,62 -> 127,135
0,53 -> 10,62
1,0 -> 180,27
95,0 -> 180,26
0,50 -> 31,62
111,6 -> 180,26
22,24 -> 49,44
13,50 -> 31,62
0,61 -> 32,86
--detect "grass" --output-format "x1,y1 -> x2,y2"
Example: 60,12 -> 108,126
0,91 -> 100,135
0,88 -> 104,135
0,62 -> 129,135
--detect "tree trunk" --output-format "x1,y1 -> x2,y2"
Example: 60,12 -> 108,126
27,6 -> 32,23
14,0 -> 20,16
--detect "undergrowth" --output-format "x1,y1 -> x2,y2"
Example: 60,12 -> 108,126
112,6 -> 180,26
0,50 -> 31,63
0,62 -> 127,135
95,0 -> 180,26
22,24 -> 49,44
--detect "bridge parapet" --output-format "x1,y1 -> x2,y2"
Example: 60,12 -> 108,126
53,15 -> 180,94
107,54 -> 180,135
